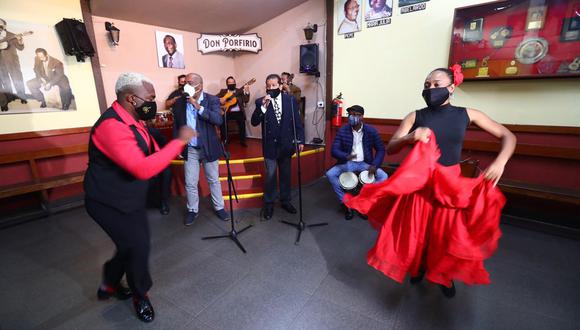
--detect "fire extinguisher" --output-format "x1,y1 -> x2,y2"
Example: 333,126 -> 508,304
331,93 -> 343,127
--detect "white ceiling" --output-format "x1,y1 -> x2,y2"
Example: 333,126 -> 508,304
90,0 -> 310,34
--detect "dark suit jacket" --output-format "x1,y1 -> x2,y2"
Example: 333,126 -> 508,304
251,93 -> 305,160
173,92 -> 223,162
33,56 -> 70,87
0,31 -> 24,67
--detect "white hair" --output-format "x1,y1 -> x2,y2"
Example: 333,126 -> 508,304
115,72 -> 153,95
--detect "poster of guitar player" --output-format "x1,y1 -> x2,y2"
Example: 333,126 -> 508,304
0,18 -> 75,114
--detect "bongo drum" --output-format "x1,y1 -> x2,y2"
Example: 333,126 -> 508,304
339,171 -> 362,195
359,170 -> 376,185
151,110 -> 174,129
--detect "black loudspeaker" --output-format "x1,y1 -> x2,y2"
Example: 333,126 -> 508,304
299,43 -> 319,75
55,18 -> 95,62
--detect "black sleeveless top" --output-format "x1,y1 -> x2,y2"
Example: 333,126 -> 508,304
411,104 -> 470,166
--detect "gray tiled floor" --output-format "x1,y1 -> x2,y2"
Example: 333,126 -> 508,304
1,179 -> 580,329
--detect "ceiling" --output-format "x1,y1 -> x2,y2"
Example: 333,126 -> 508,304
90,0 -> 309,34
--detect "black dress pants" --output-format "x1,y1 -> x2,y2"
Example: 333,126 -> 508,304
263,156 -> 291,205
220,111 -> 246,143
85,198 -> 152,299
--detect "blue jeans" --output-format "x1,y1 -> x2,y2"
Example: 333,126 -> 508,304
326,161 -> 388,202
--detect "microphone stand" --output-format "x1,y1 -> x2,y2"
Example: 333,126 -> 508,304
202,104 -> 252,253
281,95 -> 328,245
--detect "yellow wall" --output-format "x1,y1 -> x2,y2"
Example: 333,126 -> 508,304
332,0 -> 580,126
0,0 -> 101,134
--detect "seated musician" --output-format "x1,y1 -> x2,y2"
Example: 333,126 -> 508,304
326,105 -> 388,220
216,76 -> 251,147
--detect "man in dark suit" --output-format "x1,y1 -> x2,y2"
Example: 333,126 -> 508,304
251,74 -> 305,220
173,73 -> 229,225
216,76 -> 250,146
26,48 -> 73,110
0,18 -> 27,109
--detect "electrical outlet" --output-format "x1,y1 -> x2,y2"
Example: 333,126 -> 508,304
317,101 -> 324,108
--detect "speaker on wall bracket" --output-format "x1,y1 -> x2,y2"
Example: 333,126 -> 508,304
300,43 -> 319,77
55,18 -> 95,62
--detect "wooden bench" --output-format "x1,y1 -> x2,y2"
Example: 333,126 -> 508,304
0,144 -> 88,212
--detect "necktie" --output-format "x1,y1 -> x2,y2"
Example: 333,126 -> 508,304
168,56 -> 173,68
273,99 -> 281,124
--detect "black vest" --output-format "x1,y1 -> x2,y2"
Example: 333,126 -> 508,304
84,107 -> 152,213
411,104 -> 469,166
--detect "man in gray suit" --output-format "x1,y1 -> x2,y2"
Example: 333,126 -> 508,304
173,73 -> 228,225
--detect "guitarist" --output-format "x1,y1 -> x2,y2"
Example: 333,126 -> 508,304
216,76 -> 250,146
0,18 -> 27,109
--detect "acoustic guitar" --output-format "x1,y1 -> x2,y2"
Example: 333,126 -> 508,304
220,78 -> 256,113
0,31 -> 33,50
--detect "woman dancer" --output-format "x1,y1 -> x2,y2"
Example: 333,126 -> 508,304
345,65 -> 516,297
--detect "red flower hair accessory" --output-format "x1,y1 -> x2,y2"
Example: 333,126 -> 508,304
450,64 -> 464,86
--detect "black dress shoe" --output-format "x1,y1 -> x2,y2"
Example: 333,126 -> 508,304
160,201 -> 170,215
1,105 -> 7,112
409,272 -> 424,285
261,206 -> 274,221
97,284 -> 132,300
342,204 -> 354,220
133,297 -> 155,323
20,99 -> 27,104
439,281 -> 456,298
281,203 -> 297,214
40,101 -> 47,108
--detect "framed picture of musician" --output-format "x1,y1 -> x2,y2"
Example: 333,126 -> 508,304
155,31 -> 185,69
336,0 -> 363,35
0,19 -> 76,114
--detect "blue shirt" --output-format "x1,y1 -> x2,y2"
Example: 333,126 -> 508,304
186,92 -> 205,147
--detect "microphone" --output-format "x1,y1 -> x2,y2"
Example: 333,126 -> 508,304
263,95 -> 271,108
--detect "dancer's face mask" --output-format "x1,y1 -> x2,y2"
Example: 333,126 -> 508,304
422,86 -> 451,108
133,95 -> 157,121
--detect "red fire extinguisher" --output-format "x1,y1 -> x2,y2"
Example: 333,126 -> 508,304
331,93 -> 343,127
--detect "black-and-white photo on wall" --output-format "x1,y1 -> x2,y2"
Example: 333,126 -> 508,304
0,19 -> 76,114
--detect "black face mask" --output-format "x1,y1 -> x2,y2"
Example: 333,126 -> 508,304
422,87 -> 450,108
266,88 -> 281,98
227,83 -> 236,91
133,96 -> 157,121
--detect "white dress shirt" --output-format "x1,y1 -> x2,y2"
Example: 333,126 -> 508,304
351,124 -> 364,162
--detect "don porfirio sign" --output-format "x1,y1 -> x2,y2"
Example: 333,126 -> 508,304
197,33 -> 262,54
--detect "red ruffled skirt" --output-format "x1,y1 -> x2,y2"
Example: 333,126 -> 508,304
344,133 -> 505,287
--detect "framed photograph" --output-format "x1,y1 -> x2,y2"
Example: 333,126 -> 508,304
155,31 -> 185,69
365,0 -> 393,21
463,18 -> 484,42
449,0 -> 580,80
337,0 -> 362,35
560,16 -> 580,42
398,0 -> 428,6
525,5 -> 548,31
0,19 -> 77,114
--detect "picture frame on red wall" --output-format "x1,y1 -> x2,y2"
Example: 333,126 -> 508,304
448,0 -> 580,81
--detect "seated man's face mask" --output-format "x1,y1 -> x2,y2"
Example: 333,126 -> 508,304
348,114 -> 362,126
